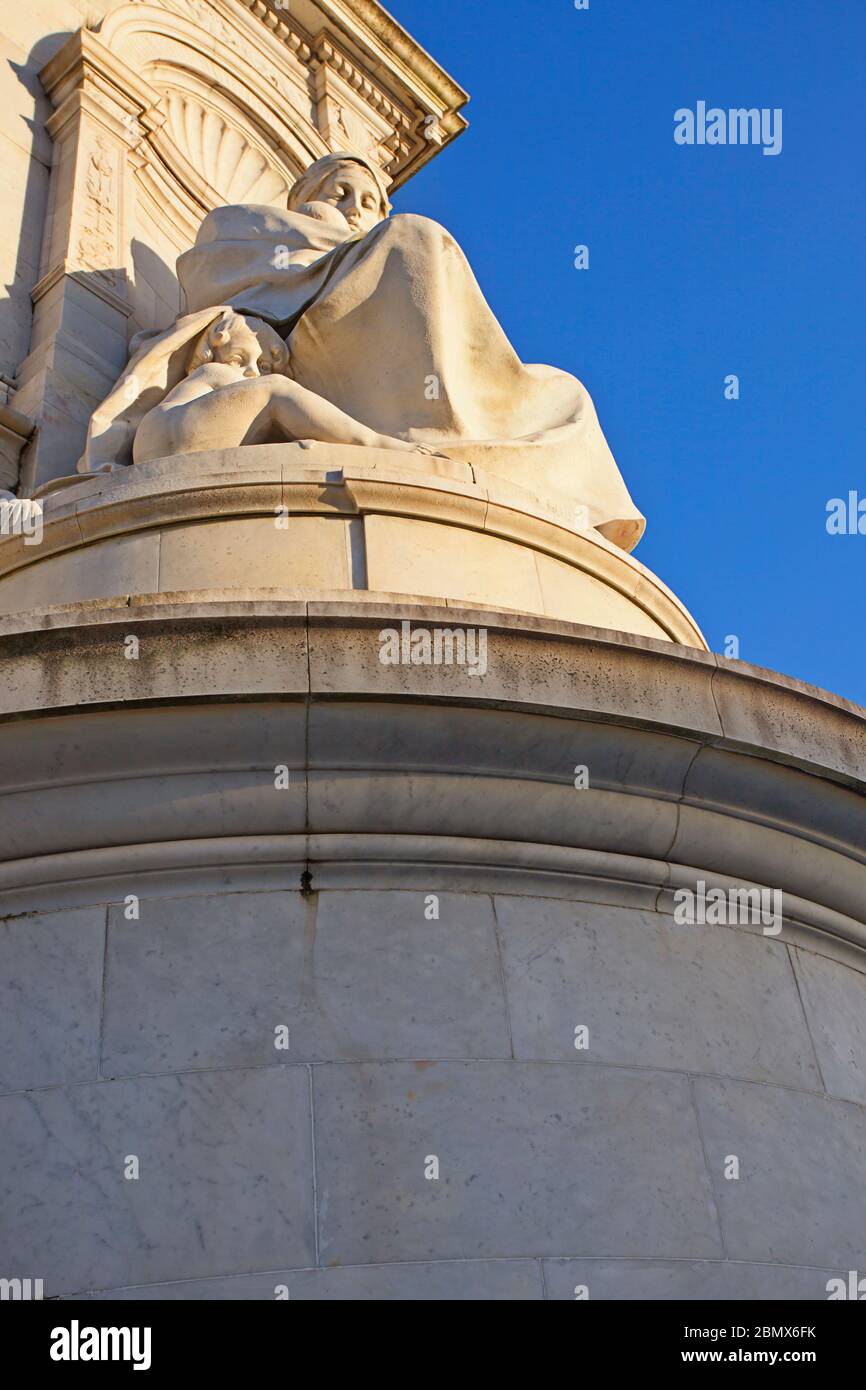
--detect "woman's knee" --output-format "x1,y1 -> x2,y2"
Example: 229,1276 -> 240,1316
382,212 -> 451,247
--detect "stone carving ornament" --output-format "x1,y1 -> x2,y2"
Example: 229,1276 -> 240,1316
80,152 -> 644,550
78,139 -> 118,284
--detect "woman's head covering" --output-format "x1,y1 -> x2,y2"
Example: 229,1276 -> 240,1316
287,152 -> 392,220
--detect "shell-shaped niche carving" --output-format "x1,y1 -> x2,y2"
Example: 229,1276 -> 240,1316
163,89 -> 291,205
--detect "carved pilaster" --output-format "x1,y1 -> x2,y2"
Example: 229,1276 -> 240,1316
15,31 -> 158,492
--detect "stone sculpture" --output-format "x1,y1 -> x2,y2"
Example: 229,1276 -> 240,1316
132,308 -> 443,464
80,152 -> 645,550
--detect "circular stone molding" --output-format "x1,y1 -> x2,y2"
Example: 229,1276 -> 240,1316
0,596 -> 862,953
3,445 -> 706,646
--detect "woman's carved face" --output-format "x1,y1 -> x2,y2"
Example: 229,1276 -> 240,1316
314,164 -> 383,235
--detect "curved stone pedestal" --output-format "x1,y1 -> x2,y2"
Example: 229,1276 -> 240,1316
4,444 -> 706,646
0,595 -> 864,1299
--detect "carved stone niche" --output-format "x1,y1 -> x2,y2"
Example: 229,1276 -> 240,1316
13,0 -> 467,494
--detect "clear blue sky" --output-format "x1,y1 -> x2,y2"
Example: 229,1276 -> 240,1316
385,0 -> 865,704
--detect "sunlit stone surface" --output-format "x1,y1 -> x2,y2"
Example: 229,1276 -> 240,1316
0,1 -> 863,1302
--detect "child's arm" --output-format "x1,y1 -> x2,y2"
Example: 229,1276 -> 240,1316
161,362 -> 245,406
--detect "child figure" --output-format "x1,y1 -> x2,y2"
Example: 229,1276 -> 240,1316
132,310 -> 442,465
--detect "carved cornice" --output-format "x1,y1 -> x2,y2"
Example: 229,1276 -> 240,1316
231,0 -> 469,186
40,29 -> 163,151
250,0 -> 470,111
313,33 -> 413,125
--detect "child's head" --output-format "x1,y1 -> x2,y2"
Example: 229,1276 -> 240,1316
188,311 -> 289,377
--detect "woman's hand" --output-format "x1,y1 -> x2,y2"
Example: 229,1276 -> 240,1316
296,200 -> 354,233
